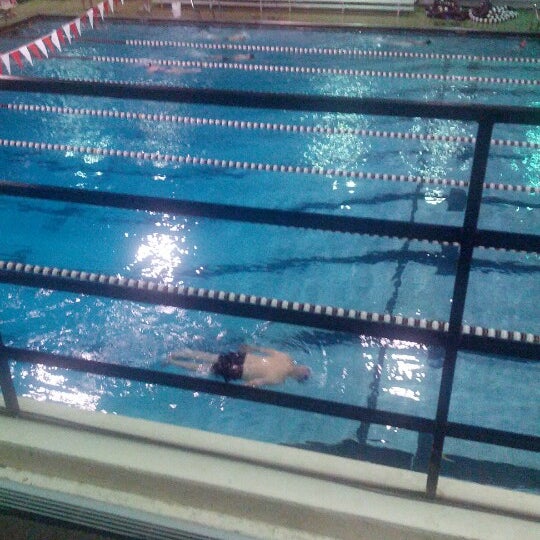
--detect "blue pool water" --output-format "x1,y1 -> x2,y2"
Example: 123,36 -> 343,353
0,20 -> 538,487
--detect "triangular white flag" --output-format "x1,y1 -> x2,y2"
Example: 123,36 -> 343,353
108,0 -> 114,13
75,18 -> 82,37
1,54 -> 11,75
50,31 -> 62,51
98,2 -> 105,19
19,45 -> 33,66
87,8 -> 94,28
35,39 -> 49,58
62,24 -> 72,44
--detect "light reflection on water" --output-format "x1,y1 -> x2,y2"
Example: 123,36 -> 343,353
19,364 -> 101,411
126,214 -> 195,284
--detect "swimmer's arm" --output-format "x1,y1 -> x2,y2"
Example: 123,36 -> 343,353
245,377 -> 271,388
165,358 -> 207,373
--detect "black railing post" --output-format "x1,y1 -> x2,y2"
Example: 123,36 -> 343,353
0,334 -> 20,415
426,118 -> 495,498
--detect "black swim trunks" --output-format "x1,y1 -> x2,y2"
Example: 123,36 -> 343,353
211,351 -> 246,382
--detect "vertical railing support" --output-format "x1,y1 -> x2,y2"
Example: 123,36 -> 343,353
0,334 -> 20,415
426,118 -> 495,498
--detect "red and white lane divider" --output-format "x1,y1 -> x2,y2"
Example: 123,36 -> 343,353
74,54 -> 539,86
0,0 -> 124,74
1,137 -> 538,197
1,260 -> 538,346
1,102 -> 539,151
122,38 -> 539,65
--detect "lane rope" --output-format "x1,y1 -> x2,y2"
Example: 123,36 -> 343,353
59,54 -> 540,86
2,137 -> 538,197
1,260 -> 538,346
84,38 -> 540,65
1,102 -> 538,151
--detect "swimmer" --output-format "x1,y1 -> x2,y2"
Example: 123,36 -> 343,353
165,345 -> 311,387
146,63 -> 201,74
228,30 -> 249,42
191,50 -> 221,60
231,53 -> 254,61
146,63 -> 160,73
392,38 -> 432,47
369,36 -> 431,48
198,29 -> 218,41
220,53 -> 254,62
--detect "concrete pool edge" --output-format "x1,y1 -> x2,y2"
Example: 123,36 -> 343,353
0,398 -> 538,539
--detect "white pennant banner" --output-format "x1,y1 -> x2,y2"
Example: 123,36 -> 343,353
62,24 -> 72,44
50,32 -> 62,52
19,45 -> 33,66
87,8 -> 95,28
35,38 -> 49,58
0,0 -> 126,72
1,53 -> 11,74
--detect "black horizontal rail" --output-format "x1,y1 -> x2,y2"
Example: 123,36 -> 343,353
1,180 -> 539,253
446,422 -> 540,452
1,75 -> 540,125
474,228 -> 540,254
459,333 -> 539,360
2,344 -> 539,454
0,179 -> 462,243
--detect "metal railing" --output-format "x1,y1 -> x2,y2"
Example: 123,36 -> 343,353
195,0 -> 413,15
0,75 -> 539,500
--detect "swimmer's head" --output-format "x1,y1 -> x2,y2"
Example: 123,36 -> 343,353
293,365 -> 311,383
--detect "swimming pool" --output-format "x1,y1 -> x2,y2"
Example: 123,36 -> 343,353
0,19 -> 538,491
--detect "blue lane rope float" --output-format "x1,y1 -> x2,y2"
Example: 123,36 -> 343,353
1,102 -> 539,151
2,136 -> 539,197
0,260 -> 538,347
57,54 -> 540,87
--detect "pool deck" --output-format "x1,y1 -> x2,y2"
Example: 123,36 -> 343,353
1,0 -> 539,35
1,398 -> 539,540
